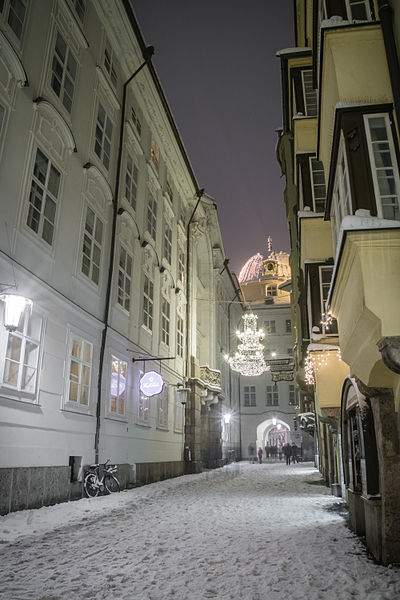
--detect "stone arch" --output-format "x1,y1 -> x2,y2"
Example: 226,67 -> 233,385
256,417 -> 292,452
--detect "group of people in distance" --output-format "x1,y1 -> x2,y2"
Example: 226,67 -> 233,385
251,442 -> 300,465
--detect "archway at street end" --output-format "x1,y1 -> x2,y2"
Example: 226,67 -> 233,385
256,418 -> 291,453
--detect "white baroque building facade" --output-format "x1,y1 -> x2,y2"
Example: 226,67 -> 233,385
0,0 -> 241,513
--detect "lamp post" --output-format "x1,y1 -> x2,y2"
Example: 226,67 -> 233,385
0,294 -> 32,331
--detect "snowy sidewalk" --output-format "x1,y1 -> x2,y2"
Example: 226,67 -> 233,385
1,462 -> 399,600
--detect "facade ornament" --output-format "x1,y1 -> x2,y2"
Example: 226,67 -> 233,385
378,337 -> 400,375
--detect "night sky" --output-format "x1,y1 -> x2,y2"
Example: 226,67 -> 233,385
132,1 -> 294,275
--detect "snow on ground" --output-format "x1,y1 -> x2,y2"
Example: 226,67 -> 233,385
0,462 -> 399,600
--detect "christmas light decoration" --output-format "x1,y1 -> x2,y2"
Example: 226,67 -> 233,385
304,347 -> 342,385
321,311 -> 334,331
225,313 -> 268,376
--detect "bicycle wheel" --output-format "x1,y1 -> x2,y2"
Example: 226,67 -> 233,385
104,474 -> 120,494
84,473 -> 100,498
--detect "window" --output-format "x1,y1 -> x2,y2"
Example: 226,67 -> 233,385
143,274 -> 154,331
310,158 -> 326,213
331,136 -> 352,246
131,108 -> 141,137
346,0 -> 371,20
178,247 -> 185,285
177,316 -> 184,358
166,178 -> 173,201
117,246 -> 132,312
285,320 -> 292,333
103,36 -> 117,88
50,32 -> 77,114
264,320 -> 276,334
266,385 -> 279,406
138,391 -> 150,424
289,384 -> 296,405
365,114 -> 400,221
110,356 -> 126,416
163,223 -> 172,264
67,336 -> 92,406
1,0 -> 27,39
319,266 -> 338,334
287,347 -> 293,355
244,385 -> 256,407
157,386 -> 168,428
27,148 -> 61,247
147,192 -> 157,240
266,284 -> 277,297
2,306 -> 42,397
301,70 -> 317,117
125,152 -> 139,210
94,102 -> 113,170
174,390 -> 183,431
72,0 -> 85,22
81,206 -> 103,285
150,137 -> 160,171
161,298 -> 170,345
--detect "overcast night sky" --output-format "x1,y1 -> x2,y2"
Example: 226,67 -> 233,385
132,1 -> 295,275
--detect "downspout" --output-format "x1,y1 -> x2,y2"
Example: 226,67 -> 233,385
377,0 -> 400,126
94,46 -> 154,463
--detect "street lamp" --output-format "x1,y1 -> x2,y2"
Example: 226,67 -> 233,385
0,294 -> 32,331
177,385 -> 191,405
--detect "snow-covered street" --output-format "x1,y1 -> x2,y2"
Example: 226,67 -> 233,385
1,461 -> 399,600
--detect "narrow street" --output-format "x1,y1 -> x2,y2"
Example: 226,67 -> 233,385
1,462 -> 399,600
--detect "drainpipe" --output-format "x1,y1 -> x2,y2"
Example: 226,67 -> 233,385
94,46 -> 154,463
377,0 -> 400,125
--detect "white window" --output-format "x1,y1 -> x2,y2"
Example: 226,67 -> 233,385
27,148 -> 61,247
289,384 -> 296,405
264,320 -> 276,334
161,297 -> 170,345
103,36 -> 117,88
178,247 -> 185,285
244,385 -> 256,407
131,107 -> 141,137
81,206 -> 103,285
147,192 -> 157,240
365,114 -> 400,222
67,336 -> 92,406
94,102 -> 113,170
266,284 -> 277,297
266,385 -> 279,406
285,319 -> 292,333
1,0 -> 27,40
174,390 -> 183,432
301,70 -> 317,117
163,223 -> 172,264
138,387 -> 150,424
1,306 -> 42,399
319,266 -> 338,335
331,135 -> 352,247
346,0 -> 371,20
150,137 -> 160,171
110,356 -> 126,416
117,245 -> 132,313
310,158 -> 326,213
50,32 -> 78,114
143,274 -> 154,331
157,386 -> 168,428
177,316 -> 184,358
125,152 -> 139,211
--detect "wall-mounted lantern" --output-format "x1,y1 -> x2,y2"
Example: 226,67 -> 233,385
177,385 -> 191,405
0,294 -> 32,331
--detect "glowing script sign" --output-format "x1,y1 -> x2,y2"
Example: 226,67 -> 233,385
140,371 -> 164,397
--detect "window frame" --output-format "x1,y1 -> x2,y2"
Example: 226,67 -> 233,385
161,296 -> 170,346
157,385 -> 169,429
117,244 -> 133,313
94,100 -> 113,171
163,222 -> 172,264
266,284 -> 277,297
50,30 -> 78,115
124,151 -> 139,211
301,69 -> 317,117
309,157 -> 327,213
285,319 -> 292,333
176,315 -> 184,358
319,266 -> 338,335
143,273 -> 154,332
345,0 -> 372,21
64,332 -> 93,411
244,385 -> 256,407
266,385 -> 279,406
150,137 -> 160,172
147,192 -> 157,240
265,320 -> 276,334
109,355 -> 127,418
330,133 -> 352,247
178,246 -> 185,285
0,0 -> 28,42
81,204 -> 104,287
103,35 -> 118,88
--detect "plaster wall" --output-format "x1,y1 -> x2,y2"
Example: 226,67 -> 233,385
300,217 -> 334,266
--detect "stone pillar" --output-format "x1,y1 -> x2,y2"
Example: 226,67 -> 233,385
184,378 -> 204,474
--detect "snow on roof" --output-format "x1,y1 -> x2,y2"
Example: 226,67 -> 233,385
307,343 -> 340,352
276,47 -> 310,57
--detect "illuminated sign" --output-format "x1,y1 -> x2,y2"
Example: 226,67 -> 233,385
140,371 -> 164,397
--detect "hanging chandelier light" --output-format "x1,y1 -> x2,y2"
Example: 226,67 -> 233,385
225,313 -> 268,376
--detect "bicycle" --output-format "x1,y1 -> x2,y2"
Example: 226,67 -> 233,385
84,459 -> 120,497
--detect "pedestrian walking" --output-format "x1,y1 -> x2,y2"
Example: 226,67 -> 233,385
258,447 -> 263,464
283,442 -> 292,465
291,443 -> 298,464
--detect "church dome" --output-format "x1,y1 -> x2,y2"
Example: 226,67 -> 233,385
238,253 -> 264,283
238,250 -> 291,283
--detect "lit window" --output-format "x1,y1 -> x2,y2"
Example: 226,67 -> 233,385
150,137 -> 160,171
301,70 -> 317,117
163,223 -> 172,264
244,385 -> 256,407
110,356 -> 126,416
177,316 -> 184,358
365,114 -> 400,222
157,386 -> 168,428
266,284 -> 277,297
147,192 -> 157,240
143,274 -> 154,331
94,102 -> 113,170
161,297 -> 170,345
319,266 -> 338,335
81,206 -> 103,285
67,336 -> 92,406
138,384 -> 150,423
103,37 -> 117,88
131,108 -> 141,137
27,148 -> 61,247
266,385 -> 279,406
310,158 -> 326,213
2,306 -> 42,397
50,32 -> 77,114
117,246 -> 132,312
125,152 -> 139,211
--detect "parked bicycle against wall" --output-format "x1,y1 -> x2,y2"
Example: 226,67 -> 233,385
84,459 -> 120,497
